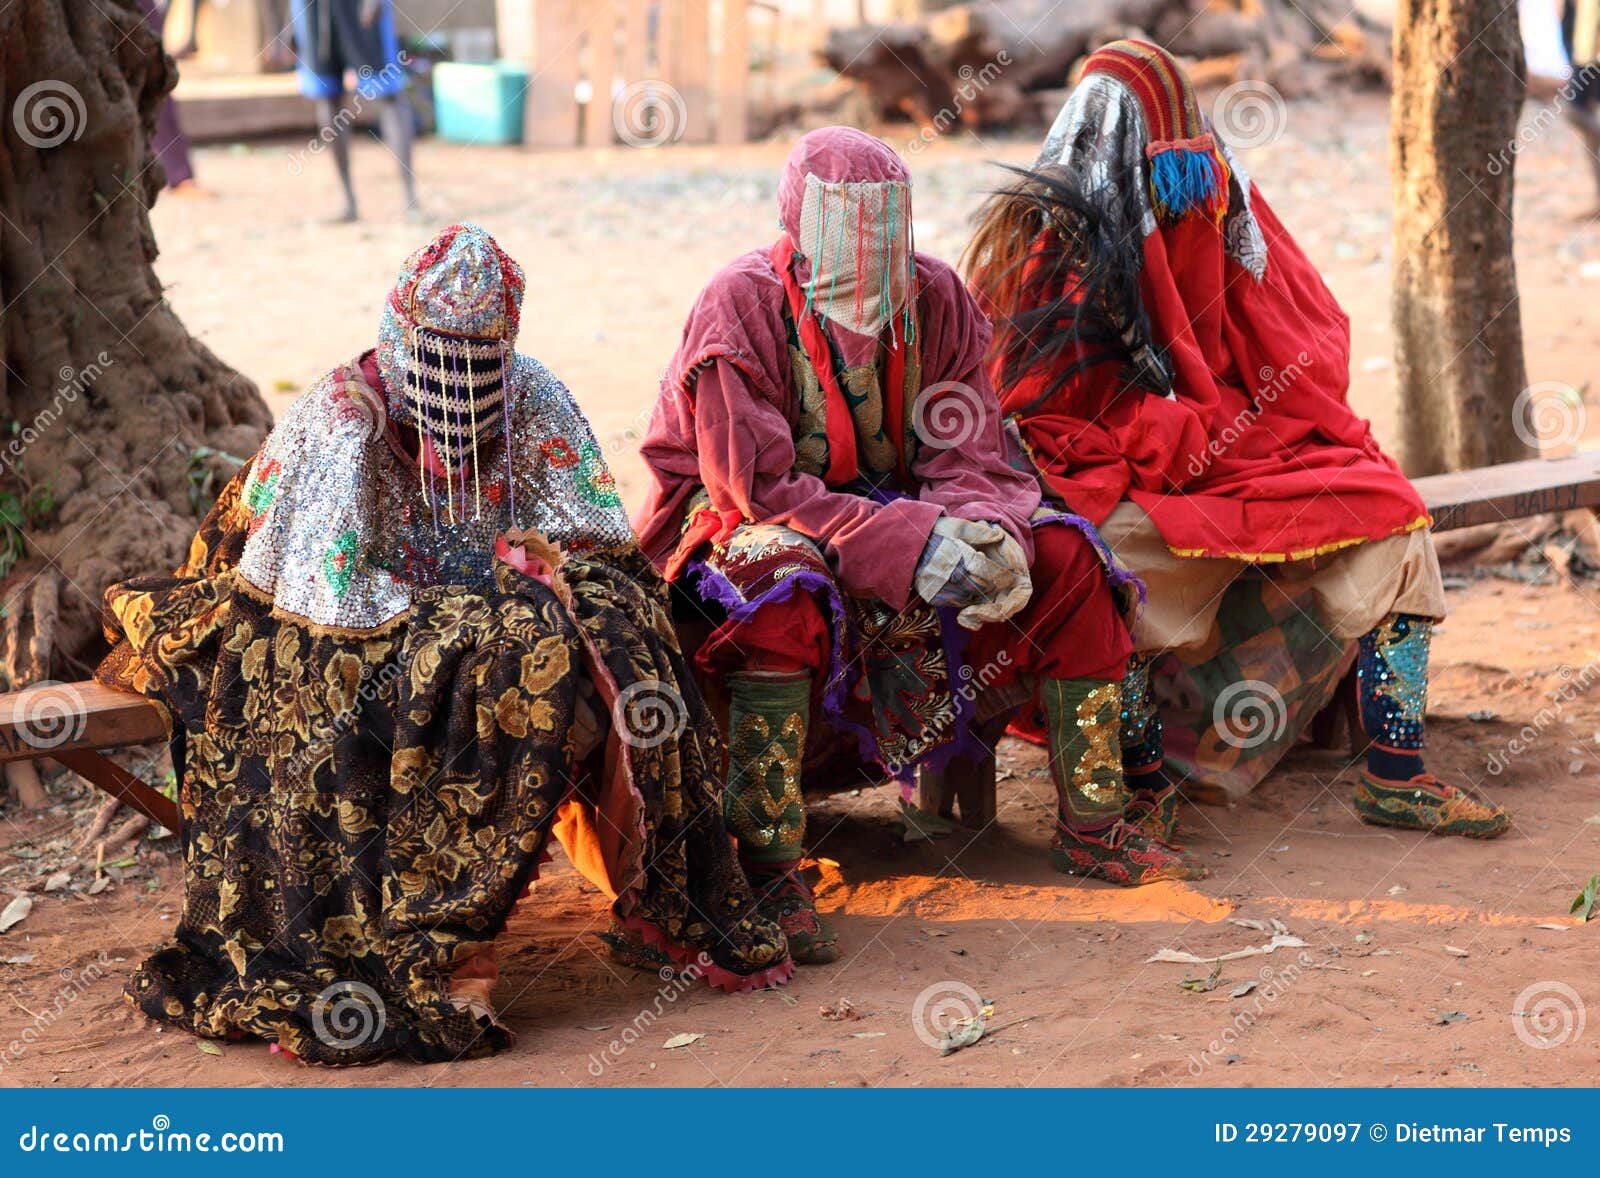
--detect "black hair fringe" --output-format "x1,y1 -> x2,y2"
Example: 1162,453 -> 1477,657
991,164 -> 1171,417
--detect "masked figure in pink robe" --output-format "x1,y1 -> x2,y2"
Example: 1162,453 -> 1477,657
636,129 -> 1202,966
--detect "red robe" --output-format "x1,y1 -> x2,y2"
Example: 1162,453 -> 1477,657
1000,187 -> 1428,561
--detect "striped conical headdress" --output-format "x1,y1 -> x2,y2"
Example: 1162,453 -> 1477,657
1079,40 -> 1230,224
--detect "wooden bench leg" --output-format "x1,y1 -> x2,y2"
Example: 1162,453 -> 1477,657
953,748 -> 998,827
916,762 -> 959,819
1308,662 -> 1361,755
4,760 -> 49,809
916,723 -> 1002,827
54,749 -> 180,834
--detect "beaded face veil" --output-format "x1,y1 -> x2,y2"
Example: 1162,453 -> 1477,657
376,223 -> 526,520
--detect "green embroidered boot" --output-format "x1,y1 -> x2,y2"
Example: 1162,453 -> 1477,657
1352,775 -> 1513,839
1126,781 -> 1183,845
1042,677 -> 1206,886
727,672 -> 839,965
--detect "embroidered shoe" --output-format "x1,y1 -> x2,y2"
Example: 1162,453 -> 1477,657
1048,818 -> 1207,886
1125,783 -> 1182,844
744,861 -> 840,965
598,922 -> 676,973
1353,773 -> 1512,839
598,918 -> 798,992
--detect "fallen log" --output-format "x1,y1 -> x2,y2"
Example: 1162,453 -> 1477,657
815,0 -> 1390,133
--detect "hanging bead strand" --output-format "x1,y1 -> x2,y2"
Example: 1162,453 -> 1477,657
409,325 -> 437,532
465,346 -> 483,519
501,341 -> 517,530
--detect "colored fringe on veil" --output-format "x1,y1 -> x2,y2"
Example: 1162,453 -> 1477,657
1146,134 -> 1231,225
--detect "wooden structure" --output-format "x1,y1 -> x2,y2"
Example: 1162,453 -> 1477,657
1,682 -> 175,832
164,0 -> 502,73
4,456 -> 1597,834
1408,453 -> 1600,533
821,0 -> 1392,132
497,1 -> 751,147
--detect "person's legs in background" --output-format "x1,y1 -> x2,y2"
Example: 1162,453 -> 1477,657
137,1 -> 203,194
295,0 -> 418,221
353,1 -> 420,218
377,96 -> 420,219
174,0 -> 203,58
314,95 -> 360,221
260,0 -> 298,71
1118,651 -> 1180,841
1562,0 -> 1600,210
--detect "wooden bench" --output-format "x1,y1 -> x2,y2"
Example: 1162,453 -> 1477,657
1,681 -> 177,832
917,452 -> 1600,823
2,457 -> 1596,834
1409,452 -> 1600,533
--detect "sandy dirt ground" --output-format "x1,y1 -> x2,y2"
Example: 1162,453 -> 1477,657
3,92 -> 1600,1088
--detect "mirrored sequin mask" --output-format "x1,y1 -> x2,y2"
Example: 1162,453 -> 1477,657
376,223 -> 526,519
378,223 -> 524,441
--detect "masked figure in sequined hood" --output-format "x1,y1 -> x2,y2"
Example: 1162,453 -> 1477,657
636,128 -> 1198,965
967,41 -> 1510,840
94,224 -> 793,1066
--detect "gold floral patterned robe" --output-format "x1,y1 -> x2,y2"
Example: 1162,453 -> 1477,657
95,374 -> 790,1065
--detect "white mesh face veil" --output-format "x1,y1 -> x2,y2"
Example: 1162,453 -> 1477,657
795,174 -> 914,341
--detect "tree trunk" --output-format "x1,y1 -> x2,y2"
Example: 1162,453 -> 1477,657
0,1 -> 270,689
1390,0 -> 1530,474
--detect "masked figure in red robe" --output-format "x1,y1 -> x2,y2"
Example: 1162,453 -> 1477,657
637,128 -> 1202,965
967,41 -> 1510,843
